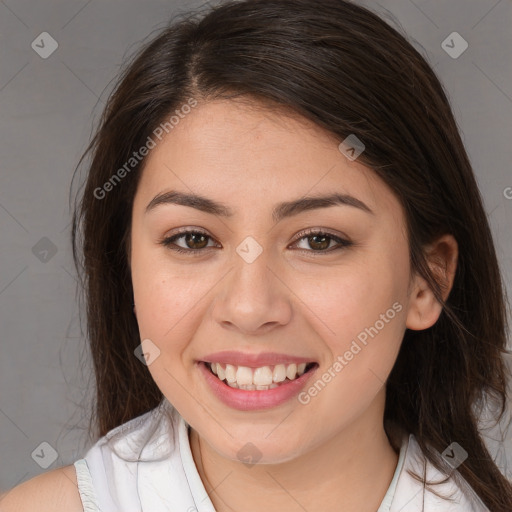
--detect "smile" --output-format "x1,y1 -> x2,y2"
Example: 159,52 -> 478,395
207,362 -> 316,390
198,360 -> 319,411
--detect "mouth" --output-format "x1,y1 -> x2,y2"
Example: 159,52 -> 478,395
201,361 -> 318,391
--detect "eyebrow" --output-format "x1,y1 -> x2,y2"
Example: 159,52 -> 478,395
145,190 -> 374,223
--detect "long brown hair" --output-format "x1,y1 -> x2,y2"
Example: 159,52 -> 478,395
71,0 -> 512,509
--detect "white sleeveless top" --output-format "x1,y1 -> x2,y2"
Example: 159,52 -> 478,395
73,397 -> 490,511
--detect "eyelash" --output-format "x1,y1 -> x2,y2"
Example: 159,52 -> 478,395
158,227 -> 353,257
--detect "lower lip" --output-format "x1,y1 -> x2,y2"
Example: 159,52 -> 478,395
197,361 -> 318,411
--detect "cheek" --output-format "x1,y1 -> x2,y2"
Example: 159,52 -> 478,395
130,253 -> 215,406
295,267 -> 406,427
131,232 -> 204,330
302,257 -> 406,338
130,248 -> 223,383
293,245 -> 409,381
134,271 -> 212,344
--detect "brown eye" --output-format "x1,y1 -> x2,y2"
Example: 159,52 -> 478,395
306,233 -> 331,251
181,232 -> 209,250
291,229 -> 353,253
160,229 -> 217,255
159,228 -> 353,256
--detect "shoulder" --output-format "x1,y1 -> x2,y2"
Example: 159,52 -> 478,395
0,464 -> 83,512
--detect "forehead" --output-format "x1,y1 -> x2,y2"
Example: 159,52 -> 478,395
133,99 -> 400,221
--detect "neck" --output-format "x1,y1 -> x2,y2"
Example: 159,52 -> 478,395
189,391 -> 400,512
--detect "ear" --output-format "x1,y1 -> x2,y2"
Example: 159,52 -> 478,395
406,234 -> 458,331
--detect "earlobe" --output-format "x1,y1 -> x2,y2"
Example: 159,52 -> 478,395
405,234 -> 458,331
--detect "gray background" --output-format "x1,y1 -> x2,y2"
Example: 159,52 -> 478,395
1,0 -> 511,492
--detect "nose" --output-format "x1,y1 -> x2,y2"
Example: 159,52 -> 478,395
212,248 -> 293,336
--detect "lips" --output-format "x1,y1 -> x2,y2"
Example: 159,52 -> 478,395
197,354 -> 319,411
200,350 -> 317,368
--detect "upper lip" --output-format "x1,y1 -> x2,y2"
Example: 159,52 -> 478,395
200,351 -> 317,368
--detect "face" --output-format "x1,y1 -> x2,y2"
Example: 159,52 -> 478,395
130,98 -> 413,464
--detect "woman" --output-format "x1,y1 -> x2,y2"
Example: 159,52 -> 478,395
2,0 -> 511,510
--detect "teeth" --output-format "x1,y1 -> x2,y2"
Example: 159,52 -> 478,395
253,366 -> 273,386
273,364 -> 286,382
208,361 -> 312,388
225,364 -> 237,383
236,366 -> 253,385
286,363 -> 297,380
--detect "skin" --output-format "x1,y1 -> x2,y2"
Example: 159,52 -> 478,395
129,98 -> 458,512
